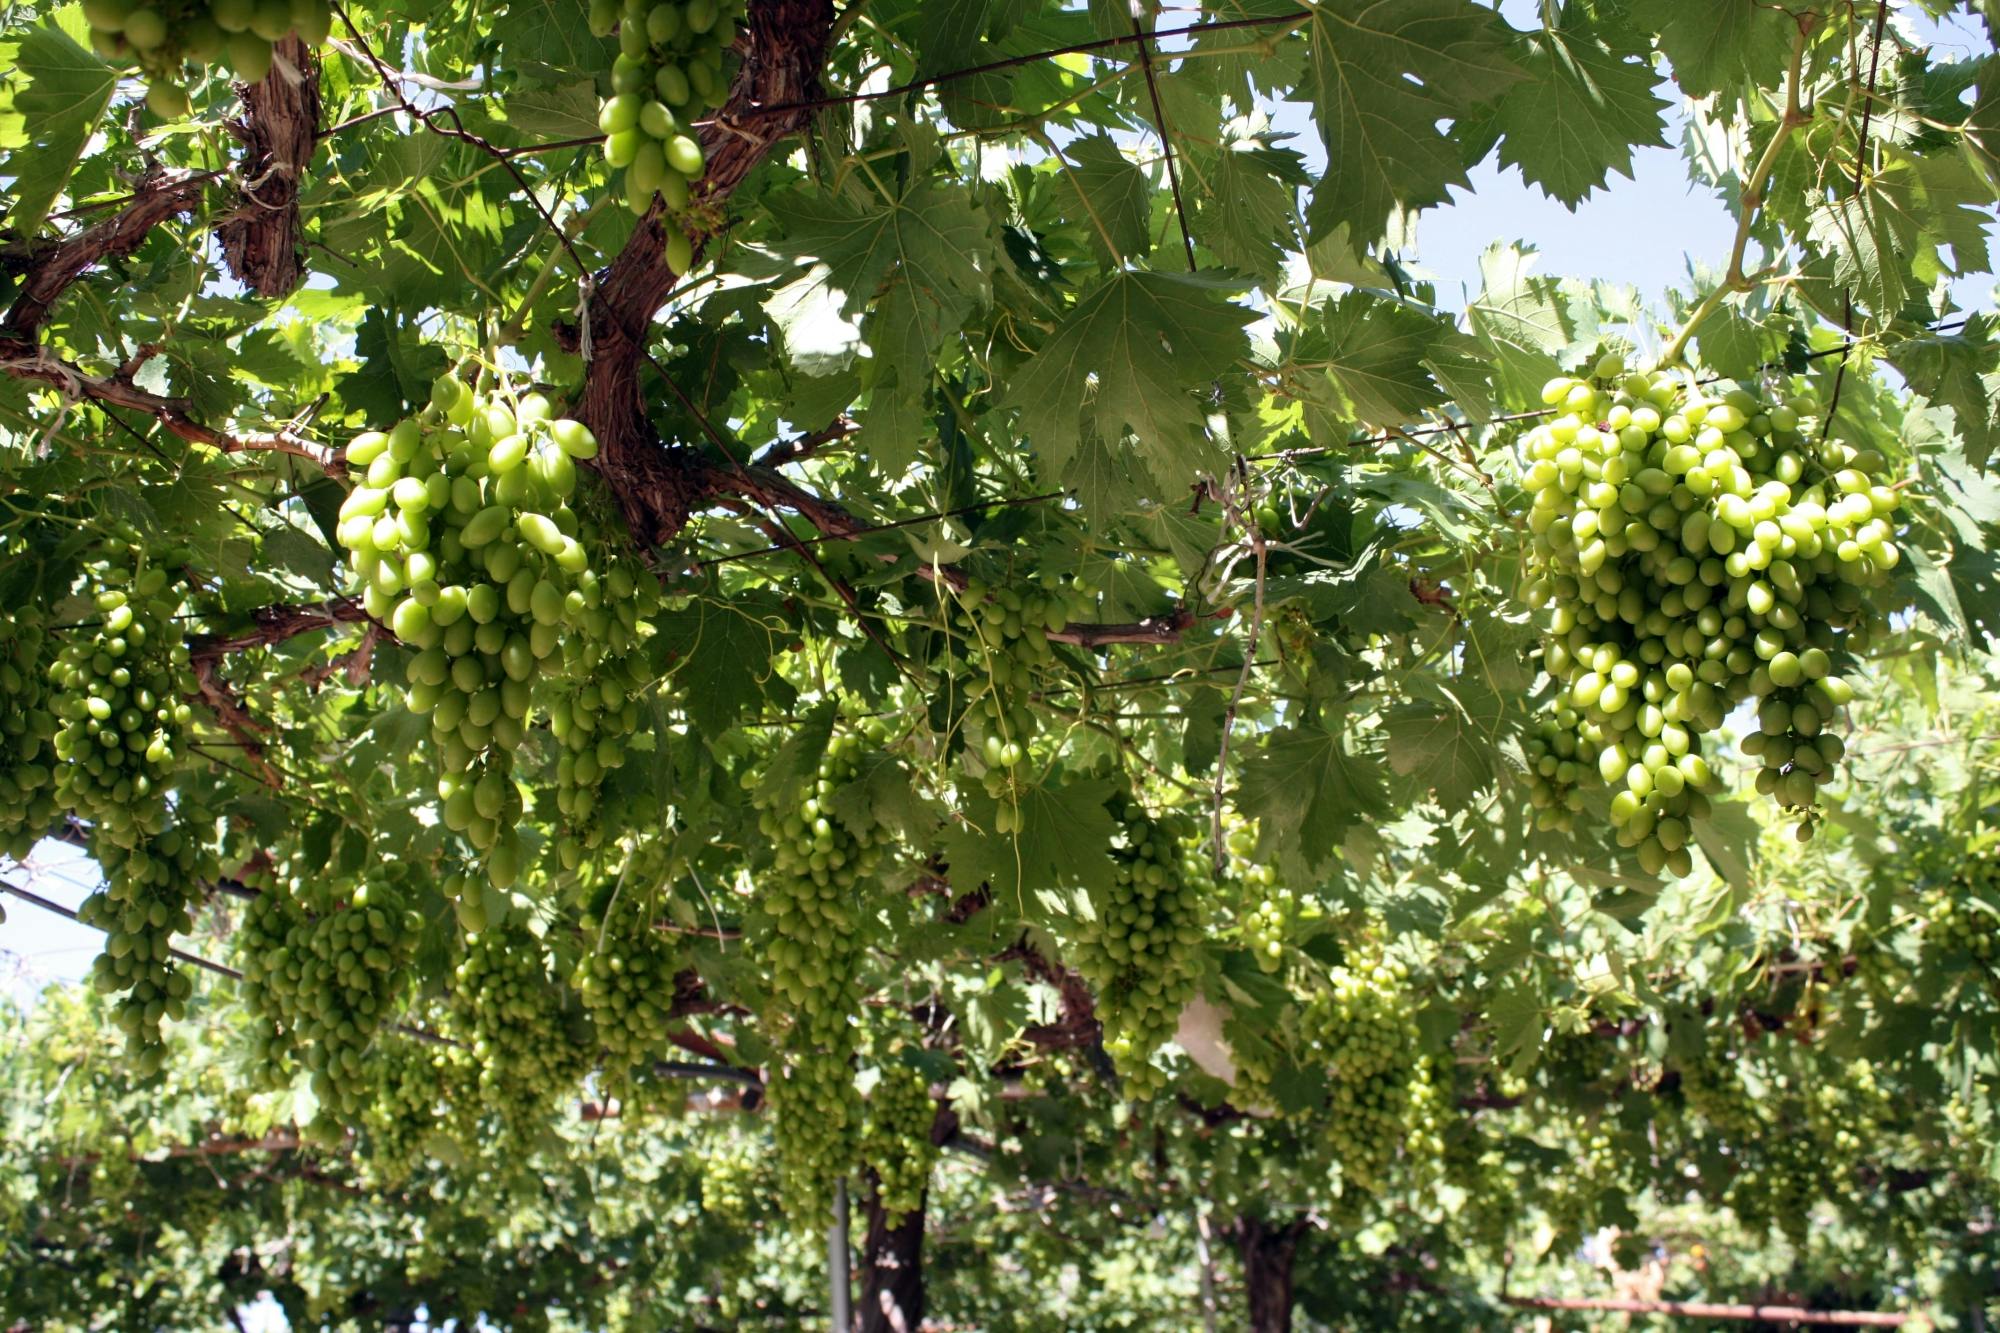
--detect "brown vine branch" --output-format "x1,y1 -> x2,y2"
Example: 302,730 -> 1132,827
1046,604 -> 1195,648
0,351 -> 347,474
0,169 -> 207,342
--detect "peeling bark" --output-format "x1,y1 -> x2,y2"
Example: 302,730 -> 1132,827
218,37 -> 321,298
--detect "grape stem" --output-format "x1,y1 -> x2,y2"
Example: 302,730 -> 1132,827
1656,17 -> 1815,371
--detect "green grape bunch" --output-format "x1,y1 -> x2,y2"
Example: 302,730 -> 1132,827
334,372 -> 654,890
81,0 -> 332,118
590,0 -> 744,227
235,866 -> 416,1138
859,1045 -> 940,1227
356,1017 -> 478,1185
1067,794 -> 1207,1093
698,1125 -> 773,1229
947,574 -> 1090,814
452,921 -> 586,1125
1925,848 -> 2000,967
0,606 -> 62,860
747,727 -> 893,1211
545,565 -> 662,869
1518,354 -> 1908,872
1304,954 -> 1422,1195
77,820 -> 208,1068
576,877 -> 687,1076
49,549 -> 198,843
1223,824 -> 1292,974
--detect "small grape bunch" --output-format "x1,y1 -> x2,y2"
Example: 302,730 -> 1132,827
81,0 -> 333,118
590,0 -> 745,229
1305,953 -> 1421,1195
0,605 -> 61,860
49,549 -> 197,845
947,573 -> 1090,812
1068,792 -> 1207,1093
859,1043 -> 939,1226
78,819 -> 208,1068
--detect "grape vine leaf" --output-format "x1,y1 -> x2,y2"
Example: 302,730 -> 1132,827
1236,723 -> 1390,879
652,594 -> 791,735
1625,0 -> 1794,101
1690,797 -> 1760,890
1057,133 -> 1152,268
1967,57 -> 2000,192
1472,27 -> 1672,209
1005,271 -> 1254,498
1889,314 -> 2000,469
938,779 -> 1119,909
1383,686 -> 1501,807
1307,291 -> 1458,426
1190,143 -> 1308,285
754,704 -> 836,814
0,11 -> 118,236
765,179 -> 993,352
1464,243 -> 1586,405
1293,0 -> 1521,242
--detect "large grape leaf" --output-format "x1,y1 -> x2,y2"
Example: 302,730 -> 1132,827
1189,142 -> 1308,285
1384,680 -> 1506,807
0,10 -> 118,237
1625,0 -> 1794,101
1005,270 -> 1254,498
1237,723 -> 1390,880
1889,314 -> 2000,469
1308,291 -> 1458,426
1056,133 -> 1152,269
1474,27 -> 1671,208
1293,0 -> 1521,243
937,779 -> 1120,911
1462,243 -> 1588,406
652,594 -> 793,735
1967,57 -> 2000,193
764,178 -> 994,351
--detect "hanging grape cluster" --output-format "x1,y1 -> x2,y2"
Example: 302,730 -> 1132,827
698,1125 -> 773,1229
77,823 -> 207,1069
334,372 -> 655,889
1067,793 -> 1206,1092
236,867 -> 416,1137
356,1019 -> 477,1185
50,551 -> 196,840
49,551 -> 208,1064
747,728 -> 891,1212
452,920 -> 585,1126
81,0 -> 332,118
1677,1039 -> 1760,1140
0,607 -> 60,860
576,877 -> 687,1077
947,574 -> 1088,809
589,0 -> 741,225
1224,825 -> 1291,973
1304,954 -> 1421,1194
1927,844 -> 2000,967
1519,356 -> 1907,870
858,1043 -> 939,1227
547,563 -> 662,869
